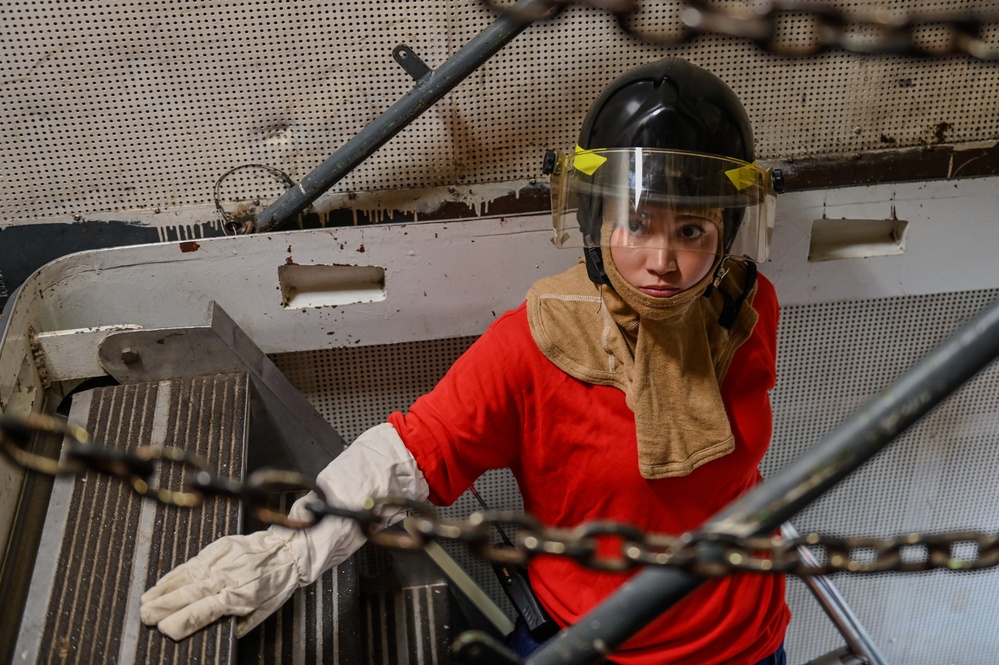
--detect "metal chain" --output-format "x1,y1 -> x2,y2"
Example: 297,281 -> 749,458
4,412 -> 999,577
479,0 -> 999,60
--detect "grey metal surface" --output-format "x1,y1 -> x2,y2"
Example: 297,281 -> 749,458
237,561 -> 364,665
803,648 -> 867,665
13,391 -> 99,664
239,530 -> 469,665
15,374 -> 248,664
765,287 -> 999,664
361,583 -> 452,665
97,301 -> 346,477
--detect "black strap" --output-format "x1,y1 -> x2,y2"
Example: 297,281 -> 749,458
584,243 -> 612,286
710,259 -> 758,330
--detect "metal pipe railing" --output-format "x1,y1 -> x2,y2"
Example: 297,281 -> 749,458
782,521 -> 889,665
253,0 -> 545,232
527,293 -> 999,665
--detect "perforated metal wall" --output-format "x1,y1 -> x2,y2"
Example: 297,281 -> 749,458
763,287 -> 999,664
4,1 -> 999,222
271,286 -> 999,663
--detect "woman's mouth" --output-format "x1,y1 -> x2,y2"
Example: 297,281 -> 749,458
640,285 -> 680,298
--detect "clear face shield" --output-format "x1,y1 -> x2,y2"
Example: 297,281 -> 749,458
549,148 -> 776,264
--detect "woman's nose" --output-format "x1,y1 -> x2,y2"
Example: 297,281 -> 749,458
647,245 -> 677,275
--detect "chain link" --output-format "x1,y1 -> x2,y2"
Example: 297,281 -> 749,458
479,0 -> 999,60
4,412 -> 999,577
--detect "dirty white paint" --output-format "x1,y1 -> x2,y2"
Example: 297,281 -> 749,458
314,179 -> 538,223
0,179 -> 540,237
765,175 -> 999,305
34,325 -> 144,382
0,213 -> 576,392
0,206 -> 226,242
6,175 -> 999,394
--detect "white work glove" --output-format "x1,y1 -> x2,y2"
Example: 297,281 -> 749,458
140,422 -> 429,640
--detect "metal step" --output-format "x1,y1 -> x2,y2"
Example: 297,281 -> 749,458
11,290 -> 497,663
236,563 -> 364,664
15,374 -> 248,664
12,373 -> 468,665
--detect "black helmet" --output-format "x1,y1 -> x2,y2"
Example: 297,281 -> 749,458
548,58 -> 774,284
579,57 -> 754,162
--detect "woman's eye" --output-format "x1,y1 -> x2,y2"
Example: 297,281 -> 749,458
678,223 -> 706,240
627,214 -> 651,234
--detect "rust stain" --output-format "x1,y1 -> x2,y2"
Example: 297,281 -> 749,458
58,634 -> 71,660
179,241 -> 200,253
285,256 -> 296,265
932,122 -> 952,144
357,244 -> 365,253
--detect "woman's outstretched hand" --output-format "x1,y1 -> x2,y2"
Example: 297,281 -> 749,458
140,530 -> 301,640
139,422 -> 430,641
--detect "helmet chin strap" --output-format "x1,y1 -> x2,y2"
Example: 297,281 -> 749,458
705,255 -> 758,330
583,235 -> 612,285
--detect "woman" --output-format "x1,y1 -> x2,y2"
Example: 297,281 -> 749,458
141,57 -> 789,664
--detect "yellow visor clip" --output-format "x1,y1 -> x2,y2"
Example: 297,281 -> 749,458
725,161 -> 760,191
573,145 -> 607,176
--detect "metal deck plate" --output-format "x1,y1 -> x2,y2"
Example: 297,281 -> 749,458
16,374 -> 248,664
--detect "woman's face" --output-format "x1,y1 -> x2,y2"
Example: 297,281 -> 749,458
607,205 -> 721,298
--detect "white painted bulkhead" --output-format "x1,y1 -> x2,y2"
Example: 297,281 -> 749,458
6,177 -> 998,358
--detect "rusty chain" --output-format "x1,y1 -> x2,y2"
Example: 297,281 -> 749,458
478,0 -> 999,60
4,412 -> 999,577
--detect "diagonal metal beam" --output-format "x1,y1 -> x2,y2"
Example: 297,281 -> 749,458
255,0 -> 547,232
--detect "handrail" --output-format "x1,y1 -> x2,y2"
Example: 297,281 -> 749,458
253,0 -> 548,232
783,521 -> 889,665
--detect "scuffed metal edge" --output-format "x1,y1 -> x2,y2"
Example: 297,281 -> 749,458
777,141 -> 999,191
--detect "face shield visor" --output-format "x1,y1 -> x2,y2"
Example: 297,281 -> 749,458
549,148 -> 776,263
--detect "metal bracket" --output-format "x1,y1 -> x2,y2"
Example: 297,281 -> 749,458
393,44 -> 431,82
96,301 -> 347,477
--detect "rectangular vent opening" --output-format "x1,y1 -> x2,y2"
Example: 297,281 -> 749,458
278,264 -> 386,308
808,217 -> 908,262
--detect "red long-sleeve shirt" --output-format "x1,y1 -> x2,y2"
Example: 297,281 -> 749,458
388,274 -> 789,664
